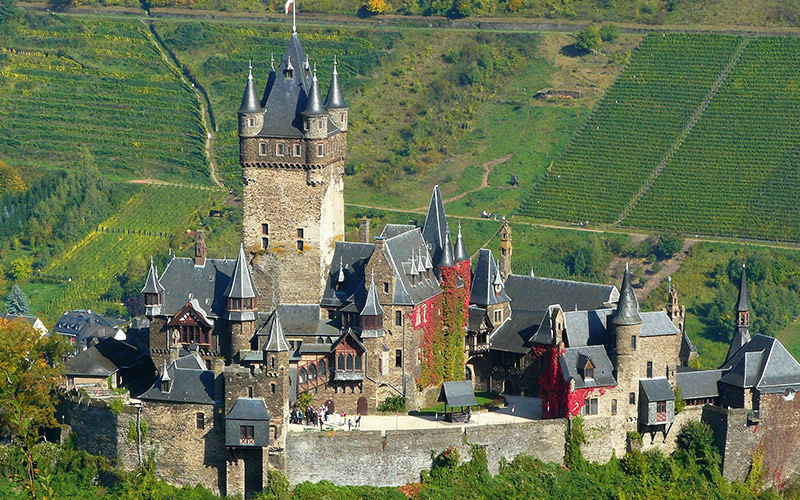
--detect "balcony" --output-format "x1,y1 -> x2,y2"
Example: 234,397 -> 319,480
334,370 -> 363,381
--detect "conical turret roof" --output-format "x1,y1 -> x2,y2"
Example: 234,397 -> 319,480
141,257 -> 164,294
325,56 -> 347,109
264,313 -> 291,352
438,231 -> 455,269
239,61 -> 261,113
454,222 -> 468,262
361,270 -> 384,317
611,263 -> 642,326
736,262 -> 750,312
301,67 -> 326,117
224,245 -> 258,299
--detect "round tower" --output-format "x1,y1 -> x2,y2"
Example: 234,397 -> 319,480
325,56 -> 349,132
611,263 -> 643,357
238,61 -> 263,137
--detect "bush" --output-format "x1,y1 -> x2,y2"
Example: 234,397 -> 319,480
107,398 -> 125,416
574,24 -> 602,54
600,24 -> 621,42
0,0 -> 17,26
654,232 -> 684,260
674,385 -> 686,414
378,395 -> 406,413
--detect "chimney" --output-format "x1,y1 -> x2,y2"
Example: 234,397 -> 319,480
374,236 -> 385,254
195,230 -> 207,266
359,218 -> 370,243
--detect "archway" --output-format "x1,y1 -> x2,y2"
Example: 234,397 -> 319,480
324,399 -> 335,413
465,367 -> 472,380
503,379 -> 513,395
357,397 -> 368,415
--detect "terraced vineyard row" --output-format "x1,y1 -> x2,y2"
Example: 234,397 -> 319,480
520,34 -> 742,223
624,37 -> 800,241
40,185 -> 221,322
0,14 -> 208,182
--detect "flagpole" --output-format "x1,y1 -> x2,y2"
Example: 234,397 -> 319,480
293,0 -> 296,33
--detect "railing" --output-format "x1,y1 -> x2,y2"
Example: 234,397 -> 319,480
656,411 -> 666,423
469,343 -> 490,354
239,437 -> 255,445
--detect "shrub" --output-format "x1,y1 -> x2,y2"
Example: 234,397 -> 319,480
600,23 -> 621,43
378,395 -> 407,413
364,0 -> 389,14
654,232 -> 684,260
574,24 -> 602,54
674,385 -> 686,414
564,416 -> 586,469
107,398 -> 125,416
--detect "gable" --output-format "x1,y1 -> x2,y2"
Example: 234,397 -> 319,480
168,303 -> 212,329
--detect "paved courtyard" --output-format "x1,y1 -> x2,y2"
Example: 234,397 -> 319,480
289,396 -> 542,433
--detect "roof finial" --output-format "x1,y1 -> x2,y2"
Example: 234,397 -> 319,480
270,53 -> 275,70
248,59 -> 253,79
333,55 -> 338,75
668,275 -> 672,293
313,62 -> 317,81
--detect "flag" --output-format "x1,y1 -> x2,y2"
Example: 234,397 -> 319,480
284,0 -> 293,14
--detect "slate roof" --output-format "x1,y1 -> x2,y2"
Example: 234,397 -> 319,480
421,185 -> 450,268
0,314 -> 47,334
438,380 -> 478,408
361,271 -> 384,317
719,335 -> 800,393
263,313 -> 291,352
640,377 -> 675,402
559,345 -> 616,389
736,262 -> 750,312
454,223 -> 469,263
260,55 -> 277,107
141,258 -> 165,295
226,398 -> 270,421
65,338 -> 142,377
301,70 -> 326,117
562,309 -> 613,347
320,242 -> 374,309
639,311 -> 680,337
503,274 -> 618,313
258,33 -> 313,138
325,57 -> 347,109
53,310 -> 125,344
489,311 -> 542,354
262,304 -> 339,337
225,245 -> 258,300
676,369 -> 722,400
138,354 -> 216,404
470,249 -> 509,307
438,232 -> 455,269
159,257 -> 236,318
239,64 -> 261,113
383,228 -> 442,306
468,306 -> 486,332
380,224 -> 416,239
611,263 -> 642,326
725,328 -> 752,364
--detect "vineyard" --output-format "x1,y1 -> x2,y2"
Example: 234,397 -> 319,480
0,14 -> 208,183
521,34 -> 800,242
37,185 -> 222,322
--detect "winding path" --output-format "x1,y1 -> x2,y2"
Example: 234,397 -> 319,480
414,154 -> 513,211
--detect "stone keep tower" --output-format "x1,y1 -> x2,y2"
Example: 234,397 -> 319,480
239,34 -> 348,308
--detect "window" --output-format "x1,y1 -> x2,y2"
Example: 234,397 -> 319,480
383,282 -> 389,294
396,310 -> 402,326
240,425 -> 255,445
196,412 -> 205,430
319,359 -> 326,376
179,325 -> 209,346
309,364 -> 317,380
346,354 -> 353,370
293,144 -> 301,157
337,354 -> 344,370
262,237 -> 269,250
317,144 -> 324,157
276,143 -> 285,156
611,399 -> 617,416
247,117 -> 255,127
494,309 -> 503,324
271,356 -> 276,369
646,361 -> 653,379
629,392 -> 636,405
395,349 -> 402,368
230,298 -> 242,310
144,293 -> 159,306
299,368 -> 307,384
271,383 -> 276,394
631,335 -> 637,350
247,386 -> 254,398
296,240 -> 304,251
262,223 -> 269,235
583,398 -> 598,416
656,400 -> 667,422
259,143 -> 267,155
584,366 -> 594,380
297,228 -> 304,238
354,355 -> 362,370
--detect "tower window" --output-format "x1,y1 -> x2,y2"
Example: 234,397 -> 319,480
494,309 -> 503,324
262,223 -> 269,235
297,240 -> 304,251
383,282 -> 389,294
611,399 -> 617,415
317,144 -> 324,157
262,237 -> 269,250
276,143 -> 285,156
629,392 -> 635,405
271,383 -> 276,394
247,386 -> 254,398
297,228 -> 304,238
247,117 -> 255,127
293,144 -> 301,157
195,412 -> 205,430
396,310 -> 402,326
647,361 -> 653,378
395,349 -> 402,368
631,335 -> 637,350
259,143 -> 267,155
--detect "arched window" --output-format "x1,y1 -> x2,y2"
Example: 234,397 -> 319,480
337,354 -> 344,370
354,355 -> 362,371
309,364 -> 317,380
271,357 -> 276,369
346,354 -> 353,370
299,367 -> 307,384
319,359 -> 327,376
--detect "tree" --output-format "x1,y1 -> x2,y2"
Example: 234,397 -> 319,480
5,284 -> 30,316
9,256 -> 33,282
451,0 -> 473,17
0,0 -> 17,25
654,232 -> 684,260
599,23 -> 620,42
364,0 -> 389,14
574,24 -> 603,54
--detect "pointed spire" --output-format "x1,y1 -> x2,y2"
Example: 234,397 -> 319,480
611,263 -> 642,326
736,261 -> 750,312
141,257 -> 164,295
238,61 -> 261,113
302,66 -> 326,117
225,245 -> 258,300
264,313 -> 291,352
417,247 -> 426,275
326,55 -> 348,109
261,54 -> 277,107
422,185 -> 449,266
362,269 -> 384,317
161,359 -> 170,382
410,249 -> 420,276
438,231 -> 455,269
424,247 -> 433,270
337,256 -> 345,283
454,221 -> 468,262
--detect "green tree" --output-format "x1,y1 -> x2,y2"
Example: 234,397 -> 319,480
5,283 -> 30,315
364,0 -> 389,14
0,0 -> 17,25
451,0 -> 473,17
8,256 -> 32,282
574,24 -> 603,54
600,23 -> 621,42
654,232 -> 684,260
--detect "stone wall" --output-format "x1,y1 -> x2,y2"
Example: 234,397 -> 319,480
285,419 -> 566,486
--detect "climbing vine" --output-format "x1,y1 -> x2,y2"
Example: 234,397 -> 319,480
533,344 -> 611,418
417,266 -> 469,388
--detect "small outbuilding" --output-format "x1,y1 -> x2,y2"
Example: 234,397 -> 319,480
438,380 -> 478,423
225,398 -> 271,448
638,378 -> 675,431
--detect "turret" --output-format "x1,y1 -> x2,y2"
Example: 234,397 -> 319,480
454,222 -> 469,263
611,263 -> 642,356
302,66 -> 327,140
437,231 -> 455,271
726,262 -> 752,362
260,53 -> 277,107
225,245 -> 259,357
264,313 -> 291,353
360,270 -> 384,338
141,257 -> 164,317
325,56 -> 348,131
499,222 -> 512,278
238,61 -> 263,137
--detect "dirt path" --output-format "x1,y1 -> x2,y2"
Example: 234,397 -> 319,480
128,179 -> 225,191
414,154 -> 513,211
140,19 -> 223,188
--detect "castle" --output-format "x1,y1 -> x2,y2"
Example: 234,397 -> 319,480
60,26 -> 800,497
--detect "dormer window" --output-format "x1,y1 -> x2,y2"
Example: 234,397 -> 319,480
161,378 -> 171,393
494,283 -> 501,296
144,293 -> 161,306
584,359 -> 594,381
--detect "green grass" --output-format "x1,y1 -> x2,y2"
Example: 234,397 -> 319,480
776,315 -> 800,361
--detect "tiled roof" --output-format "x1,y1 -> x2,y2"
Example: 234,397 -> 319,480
470,249 -> 509,307
159,257 -> 236,318
559,345 -> 616,389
